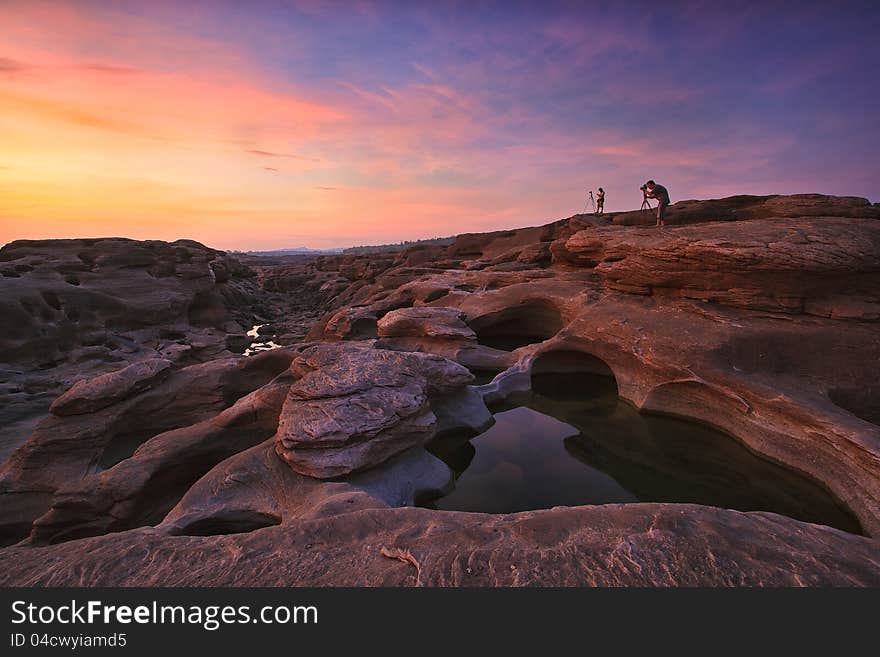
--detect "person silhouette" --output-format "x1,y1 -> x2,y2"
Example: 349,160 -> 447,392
645,180 -> 670,226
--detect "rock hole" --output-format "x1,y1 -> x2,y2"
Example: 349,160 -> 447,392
829,387 -> 880,426
421,349 -> 862,534
530,349 -> 618,399
467,300 -> 564,351
169,511 -> 282,536
77,252 -> 95,269
422,289 -> 449,303
347,317 -> 378,340
41,291 -> 62,310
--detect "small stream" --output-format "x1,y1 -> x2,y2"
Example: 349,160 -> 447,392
243,324 -> 281,356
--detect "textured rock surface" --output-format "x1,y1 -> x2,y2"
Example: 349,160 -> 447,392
322,306 -> 378,340
2,193 -> 880,586
49,358 -> 173,416
377,306 -> 475,339
274,344 -> 474,478
606,193 -> 879,226
159,442 -> 452,537
2,505 -> 879,586
0,238 -> 263,473
0,348 -> 295,546
28,382 -> 291,545
563,217 -> 880,318
0,238 -> 253,366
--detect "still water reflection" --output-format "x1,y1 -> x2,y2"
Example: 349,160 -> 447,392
422,371 -> 861,534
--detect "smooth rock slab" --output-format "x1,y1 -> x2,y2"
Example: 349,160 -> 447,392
160,442 -> 452,537
49,358 -> 172,416
377,306 -> 476,340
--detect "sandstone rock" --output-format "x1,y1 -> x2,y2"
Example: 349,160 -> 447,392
0,238 -> 251,367
0,238 -> 266,475
160,442 -> 452,537
274,344 -> 473,478
377,306 -> 475,340
2,194 -> 880,587
486,294 -> 880,535
160,441 -> 356,536
0,349 -> 295,546
49,358 -> 172,416
431,386 -> 494,435
564,217 -> 880,318
29,382 -> 291,545
607,193 -> 880,227
2,504 -> 880,586
321,306 -> 378,340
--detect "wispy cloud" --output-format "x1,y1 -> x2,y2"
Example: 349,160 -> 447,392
81,63 -> 145,76
0,57 -> 27,73
0,0 -> 877,249
246,149 -> 318,161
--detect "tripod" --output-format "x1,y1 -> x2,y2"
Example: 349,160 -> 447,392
640,194 -> 653,213
583,191 -> 596,214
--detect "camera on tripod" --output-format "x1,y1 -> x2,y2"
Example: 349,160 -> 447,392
640,184 -> 652,212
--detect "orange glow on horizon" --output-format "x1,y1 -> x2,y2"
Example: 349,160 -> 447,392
3,2 -> 872,251
0,4 -> 531,250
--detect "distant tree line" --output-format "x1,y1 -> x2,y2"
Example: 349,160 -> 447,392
343,236 -> 455,255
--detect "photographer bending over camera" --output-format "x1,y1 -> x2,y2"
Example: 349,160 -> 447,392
643,180 -> 670,226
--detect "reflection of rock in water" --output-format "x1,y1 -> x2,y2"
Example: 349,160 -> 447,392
424,406 -> 638,514
469,368 -> 505,386
424,369 -> 863,534
561,412 -> 863,535
425,429 -> 477,476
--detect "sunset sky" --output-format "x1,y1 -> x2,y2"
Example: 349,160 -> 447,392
1,0 -> 878,250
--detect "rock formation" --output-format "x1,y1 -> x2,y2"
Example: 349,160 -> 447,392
274,344 -> 474,478
1,193 -> 879,586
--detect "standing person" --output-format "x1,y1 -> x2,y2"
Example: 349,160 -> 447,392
645,180 -> 670,226
596,187 -> 605,215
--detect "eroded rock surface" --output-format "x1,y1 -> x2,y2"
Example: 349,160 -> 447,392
377,306 -> 475,339
0,348 -> 295,546
2,193 -> 880,586
563,217 -> 880,318
0,238 -> 264,470
49,358 -> 173,416
274,344 -> 474,478
2,505 -> 879,586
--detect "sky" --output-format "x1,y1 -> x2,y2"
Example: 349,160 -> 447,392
1,0 -> 878,250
